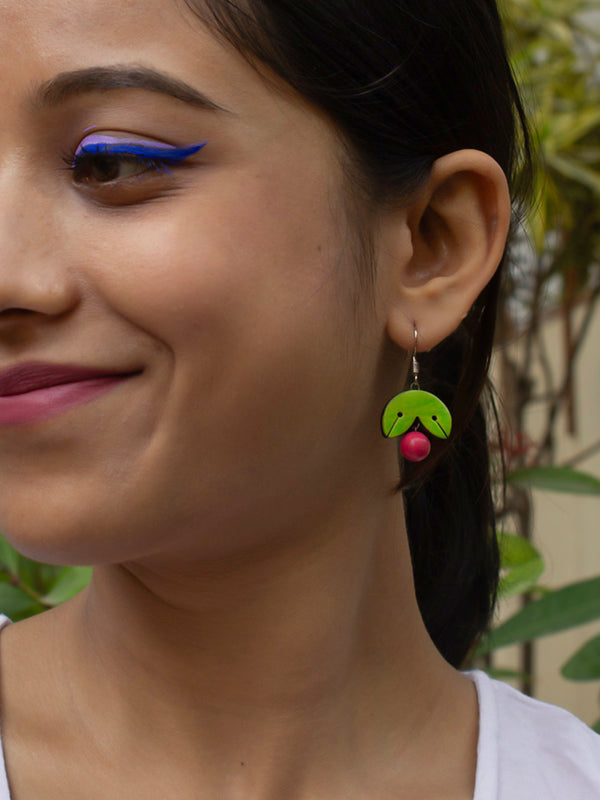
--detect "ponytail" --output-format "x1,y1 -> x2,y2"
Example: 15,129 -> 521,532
403,325 -> 500,666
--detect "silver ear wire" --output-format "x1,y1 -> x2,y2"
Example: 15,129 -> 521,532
411,324 -> 420,389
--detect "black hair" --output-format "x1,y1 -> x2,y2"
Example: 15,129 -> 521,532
187,0 -> 533,667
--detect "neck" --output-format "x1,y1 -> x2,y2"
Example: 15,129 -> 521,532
51,484 -> 474,799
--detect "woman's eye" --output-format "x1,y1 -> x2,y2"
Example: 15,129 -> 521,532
65,137 -> 207,187
71,153 -> 156,184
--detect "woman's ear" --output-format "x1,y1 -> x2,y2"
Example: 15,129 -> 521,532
379,149 -> 511,352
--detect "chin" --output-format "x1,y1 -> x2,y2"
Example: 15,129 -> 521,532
0,502 -> 132,567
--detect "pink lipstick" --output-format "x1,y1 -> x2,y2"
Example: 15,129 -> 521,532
0,362 -> 138,425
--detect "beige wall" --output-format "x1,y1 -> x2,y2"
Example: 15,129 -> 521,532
492,304 -> 600,725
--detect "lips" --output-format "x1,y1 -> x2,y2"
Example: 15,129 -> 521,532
0,362 -> 134,396
0,362 -> 140,425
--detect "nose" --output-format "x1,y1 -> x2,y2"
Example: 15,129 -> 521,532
0,173 -> 79,319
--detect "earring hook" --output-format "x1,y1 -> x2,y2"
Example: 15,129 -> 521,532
411,323 -> 420,389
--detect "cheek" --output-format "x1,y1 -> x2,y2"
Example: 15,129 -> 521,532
80,163 -> 352,361
87,174 -> 357,451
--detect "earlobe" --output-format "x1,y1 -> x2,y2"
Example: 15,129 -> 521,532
382,149 -> 511,352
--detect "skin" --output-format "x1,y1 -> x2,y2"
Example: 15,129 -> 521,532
0,1 -> 511,798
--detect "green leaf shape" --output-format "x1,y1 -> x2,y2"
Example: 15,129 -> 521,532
0,535 -> 20,576
15,560 -> 61,594
497,533 -> 545,598
0,583 -> 39,619
498,532 -> 540,568
593,718 -> 600,735
561,634 -> 600,681
381,390 -> 452,439
477,576 -> 600,654
499,560 -> 545,598
41,566 -> 92,607
507,466 -> 600,495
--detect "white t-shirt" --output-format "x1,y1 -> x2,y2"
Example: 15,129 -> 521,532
0,613 -> 598,798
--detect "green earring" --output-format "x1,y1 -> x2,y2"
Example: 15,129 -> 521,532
381,326 -> 452,461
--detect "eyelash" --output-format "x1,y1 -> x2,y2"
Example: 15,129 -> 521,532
62,141 -> 207,185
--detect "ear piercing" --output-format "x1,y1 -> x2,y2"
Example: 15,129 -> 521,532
381,326 -> 452,462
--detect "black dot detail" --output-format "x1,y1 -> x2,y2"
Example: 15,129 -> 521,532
397,412 -> 403,417
432,415 -> 437,420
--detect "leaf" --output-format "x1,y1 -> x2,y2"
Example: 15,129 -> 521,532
497,533 -> 545,598
507,466 -> 600,495
0,535 -> 20,576
41,566 -> 92,607
498,532 -> 540,568
35,564 -> 64,593
499,560 -> 545,598
561,634 -> 600,681
477,576 -> 600,653
0,583 -> 38,619
593,718 -> 600,735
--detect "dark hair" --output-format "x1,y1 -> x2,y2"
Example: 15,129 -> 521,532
187,0 -> 533,666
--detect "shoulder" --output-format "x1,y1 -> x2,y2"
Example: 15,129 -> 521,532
469,670 -> 600,800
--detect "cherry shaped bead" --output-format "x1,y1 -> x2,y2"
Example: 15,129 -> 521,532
400,431 -> 431,462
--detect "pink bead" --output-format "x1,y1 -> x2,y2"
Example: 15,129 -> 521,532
400,431 -> 431,462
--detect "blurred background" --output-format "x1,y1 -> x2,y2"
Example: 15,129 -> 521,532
0,0 -> 598,731
482,0 -> 600,730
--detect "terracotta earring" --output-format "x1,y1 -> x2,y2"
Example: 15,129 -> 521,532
381,326 -> 452,462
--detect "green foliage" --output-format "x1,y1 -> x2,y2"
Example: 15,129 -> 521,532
507,466 -> 600,495
562,634 -> 600,681
497,532 -> 545,598
40,566 -> 92,607
489,0 -> 600,729
0,533 -> 91,622
481,576 -> 600,653
482,465 -> 600,728
502,0 -> 600,289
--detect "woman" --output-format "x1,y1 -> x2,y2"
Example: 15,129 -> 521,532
0,0 -> 598,797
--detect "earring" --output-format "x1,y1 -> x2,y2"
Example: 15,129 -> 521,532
381,325 -> 452,462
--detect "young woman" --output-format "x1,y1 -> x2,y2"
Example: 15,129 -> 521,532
0,0 -> 598,797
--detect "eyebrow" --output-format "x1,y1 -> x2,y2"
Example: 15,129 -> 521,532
33,65 -> 229,113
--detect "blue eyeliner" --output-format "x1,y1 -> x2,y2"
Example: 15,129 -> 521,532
74,140 -> 207,165
67,134 -> 208,184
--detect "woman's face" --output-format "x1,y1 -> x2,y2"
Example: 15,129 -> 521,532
0,0 -> 390,564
